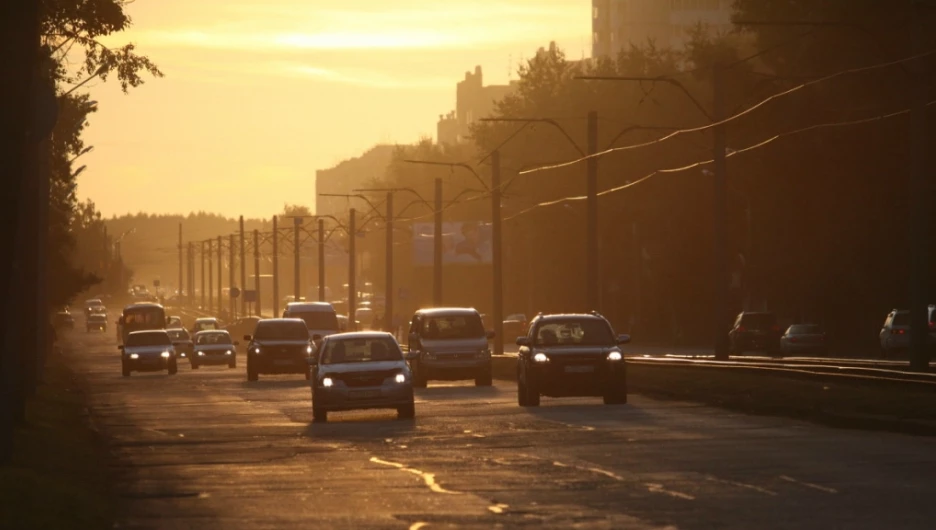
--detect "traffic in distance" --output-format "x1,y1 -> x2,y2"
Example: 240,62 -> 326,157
57,294 -> 936,424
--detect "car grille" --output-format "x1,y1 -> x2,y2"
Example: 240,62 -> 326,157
334,370 -> 396,387
267,345 -> 305,359
435,352 -> 477,360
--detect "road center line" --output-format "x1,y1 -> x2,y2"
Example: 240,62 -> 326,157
488,503 -> 509,514
408,523 -> 429,530
779,475 -> 838,494
646,483 -> 696,500
370,456 -> 461,495
705,476 -> 777,496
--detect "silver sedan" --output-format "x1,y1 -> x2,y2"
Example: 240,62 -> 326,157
309,332 -> 416,423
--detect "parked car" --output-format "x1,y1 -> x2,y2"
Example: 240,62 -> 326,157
244,318 -> 314,381
309,332 -> 416,423
167,328 -> 194,361
405,307 -> 494,388
516,312 -> 629,406
119,330 -> 178,377
879,306 -> 936,358
728,312 -> 782,354
86,313 -> 107,333
780,324 -> 827,355
192,330 -> 238,369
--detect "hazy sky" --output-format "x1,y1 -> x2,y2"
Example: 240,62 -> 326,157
78,0 -> 590,218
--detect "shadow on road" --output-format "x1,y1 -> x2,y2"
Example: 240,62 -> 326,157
239,378 -> 310,390
303,414 -> 417,441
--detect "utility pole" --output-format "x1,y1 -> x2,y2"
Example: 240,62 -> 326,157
713,64 -> 730,361
207,239 -> 214,313
239,216 -> 246,317
253,229 -> 261,317
318,218 -> 326,302
294,217 -> 301,300
491,150 -> 505,356
348,208 -> 357,331
434,177 -> 443,306
909,2 -> 931,372
229,235 -> 236,319
186,243 -> 193,308
272,216 -> 279,317
586,111 -> 600,312
200,241 -> 206,309
177,224 -> 183,304
216,236 -> 222,316
385,192 -> 394,332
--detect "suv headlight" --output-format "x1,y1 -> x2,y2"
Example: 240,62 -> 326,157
160,351 -> 171,358
322,377 -> 334,388
306,345 -> 314,355
394,373 -> 407,384
129,353 -> 139,360
253,347 -> 261,354
607,351 -> 623,362
533,352 -> 549,363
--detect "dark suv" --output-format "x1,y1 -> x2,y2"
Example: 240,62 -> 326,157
244,319 -> 314,381
728,312 -> 782,354
516,313 -> 631,407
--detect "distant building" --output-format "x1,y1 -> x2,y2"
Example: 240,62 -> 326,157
315,145 -> 396,218
592,0 -> 734,57
436,66 -> 517,146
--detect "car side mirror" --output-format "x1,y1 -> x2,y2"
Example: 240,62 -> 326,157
486,330 -> 496,340
516,337 -> 531,347
617,334 -> 631,345
243,335 -> 252,341
117,345 -> 124,351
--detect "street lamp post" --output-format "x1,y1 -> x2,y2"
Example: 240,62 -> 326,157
318,219 -> 326,302
348,209 -> 357,331
217,236 -> 222,317
272,216 -> 279,317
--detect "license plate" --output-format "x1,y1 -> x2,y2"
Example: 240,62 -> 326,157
565,365 -> 595,373
274,360 -> 294,366
349,390 -> 381,399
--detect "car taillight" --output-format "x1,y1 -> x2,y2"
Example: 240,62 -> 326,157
737,326 -> 746,333
930,321 -> 935,330
789,337 -> 798,343
892,329 -> 906,335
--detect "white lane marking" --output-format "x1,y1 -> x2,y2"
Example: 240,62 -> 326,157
370,457 -> 461,495
586,467 -> 624,481
780,475 -> 838,494
488,503 -> 509,514
409,523 -> 429,530
646,483 -> 696,500
706,476 -> 777,496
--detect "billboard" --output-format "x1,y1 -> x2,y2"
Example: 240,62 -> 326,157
412,221 -> 493,265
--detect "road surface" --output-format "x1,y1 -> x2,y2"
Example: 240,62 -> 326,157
65,329 -> 936,529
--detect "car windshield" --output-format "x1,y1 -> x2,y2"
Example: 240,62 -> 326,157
789,324 -> 821,335
126,332 -> 171,347
293,312 -> 338,330
739,313 -> 777,330
421,314 -> 485,339
892,312 -> 910,326
89,315 -> 105,321
321,337 -> 402,364
195,320 -> 219,331
253,321 -> 309,341
167,329 -> 190,341
123,308 -> 165,328
196,331 -> 233,345
535,319 -> 615,346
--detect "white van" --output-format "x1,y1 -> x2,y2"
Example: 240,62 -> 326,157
282,302 -> 339,341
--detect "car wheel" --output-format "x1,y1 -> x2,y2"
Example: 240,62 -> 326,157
191,361 -> 199,370
228,358 -> 236,369
517,369 -> 529,406
474,367 -> 493,387
397,402 -> 415,420
122,364 -> 130,377
304,370 -> 311,381
603,383 -> 628,405
168,360 -> 178,375
412,364 -> 428,388
519,370 -> 539,407
247,363 -> 258,382
312,407 -> 327,423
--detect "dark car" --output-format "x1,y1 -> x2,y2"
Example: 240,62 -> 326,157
86,313 -> 107,332
728,312 -> 782,354
780,324 -> 828,355
516,312 -> 630,407
192,330 -> 238,369
167,328 -> 194,362
244,319 -> 314,381
405,308 -> 494,388
119,330 -> 178,377
54,311 -> 75,329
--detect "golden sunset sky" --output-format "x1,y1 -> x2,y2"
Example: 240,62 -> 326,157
78,0 -> 589,218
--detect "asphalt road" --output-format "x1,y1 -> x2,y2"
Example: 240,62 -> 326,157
65,328 -> 936,530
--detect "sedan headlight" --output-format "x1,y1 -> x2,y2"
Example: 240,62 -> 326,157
607,351 -> 623,362
160,351 -> 171,358
306,345 -> 314,355
225,350 -> 233,356
394,373 -> 407,384
253,347 -> 261,354
129,353 -> 139,360
322,377 -> 334,388
533,352 -> 549,363
197,351 -> 205,357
